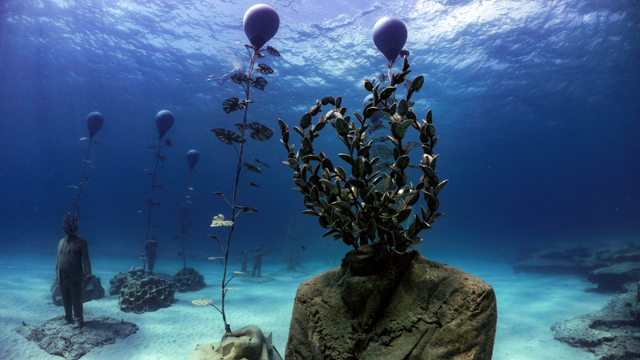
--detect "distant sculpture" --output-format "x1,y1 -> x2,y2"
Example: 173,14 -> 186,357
55,212 -> 92,329
252,247 -> 271,277
145,239 -> 158,273
241,245 -> 250,272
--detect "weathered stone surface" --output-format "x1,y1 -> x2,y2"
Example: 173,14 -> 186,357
588,262 -> 640,293
118,275 -> 175,313
174,267 -> 206,292
513,242 -> 640,293
15,312 -> 138,360
286,246 -> 497,360
187,325 -> 283,360
551,290 -> 640,360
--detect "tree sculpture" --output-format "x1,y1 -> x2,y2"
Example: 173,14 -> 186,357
69,111 -> 104,216
279,16 -> 446,255
140,110 -> 174,272
175,149 -> 199,268
200,4 -> 280,335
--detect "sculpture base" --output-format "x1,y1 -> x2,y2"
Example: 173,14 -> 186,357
187,325 -> 282,360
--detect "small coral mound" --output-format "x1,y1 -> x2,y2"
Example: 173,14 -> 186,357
118,276 -> 175,313
108,267 -> 147,295
173,267 -> 206,292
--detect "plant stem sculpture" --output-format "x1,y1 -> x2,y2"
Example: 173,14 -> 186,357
205,4 -> 280,335
279,17 -> 447,255
174,149 -> 199,268
141,110 -> 174,244
69,111 -> 104,216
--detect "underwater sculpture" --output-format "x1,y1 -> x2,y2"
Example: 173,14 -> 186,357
144,238 -> 158,273
69,111 -> 104,215
173,149 -> 207,292
241,245 -> 250,272
55,212 -> 92,329
197,3 -> 280,337
139,110 -> 174,271
251,247 -> 271,277
188,5 -> 284,360
280,17 -> 497,359
53,112 -> 106,309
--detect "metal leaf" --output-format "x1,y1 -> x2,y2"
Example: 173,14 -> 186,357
210,128 -> 246,145
222,97 -> 246,114
230,73 -> 248,85
266,46 -> 280,57
256,64 -> 274,75
244,163 -> 262,173
247,122 -> 274,141
251,77 -> 267,91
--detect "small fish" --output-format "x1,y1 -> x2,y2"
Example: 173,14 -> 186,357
80,137 -> 88,141
208,67 -> 246,85
137,210 -> 145,213
82,181 -> 91,184
82,160 -> 92,163
67,185 -> 78,189
302,245 -> 306,250
175,251 -> 183,257
188,187 -> 194,191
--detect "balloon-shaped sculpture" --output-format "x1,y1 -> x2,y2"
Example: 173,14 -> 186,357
187,149 -> 200,171
155,110 -> 175,139
243,4 -> 279,50
87,112 -> 104,139
363,95 -> 380,124
373,17 -> 407,63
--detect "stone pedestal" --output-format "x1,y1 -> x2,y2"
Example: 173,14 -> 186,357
187,325 -> 282,360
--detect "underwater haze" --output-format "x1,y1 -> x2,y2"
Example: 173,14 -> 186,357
1,0 -> 638,259
0,0 -> 640,357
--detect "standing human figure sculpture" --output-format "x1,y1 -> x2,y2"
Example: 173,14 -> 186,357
251,247 -> 271,277
240,245 -> 249,272
145,238 -> 158,274
55,212 -> 92,329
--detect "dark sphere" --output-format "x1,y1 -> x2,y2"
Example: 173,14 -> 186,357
373,17 -> 407,63
86,111 -> 104,139
243,4 -> 279,50
187,149 -> 200,170
155,110 -> 174,140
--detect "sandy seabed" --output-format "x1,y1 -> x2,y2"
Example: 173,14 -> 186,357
0,251 -> 612,360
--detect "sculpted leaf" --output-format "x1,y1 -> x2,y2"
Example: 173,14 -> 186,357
251,77 -> 267,91
247,122 -> 274,141
222,97 -> 247,114
210,128 -> 246,145
210,214 -> 233,227
266,46 -> 280,57
256,64 -> 274,75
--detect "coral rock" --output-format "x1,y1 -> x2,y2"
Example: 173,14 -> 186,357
118,275 -> 174,313
173,267 -> 206,292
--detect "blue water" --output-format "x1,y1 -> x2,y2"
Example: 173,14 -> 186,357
0,0 -> 638,265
